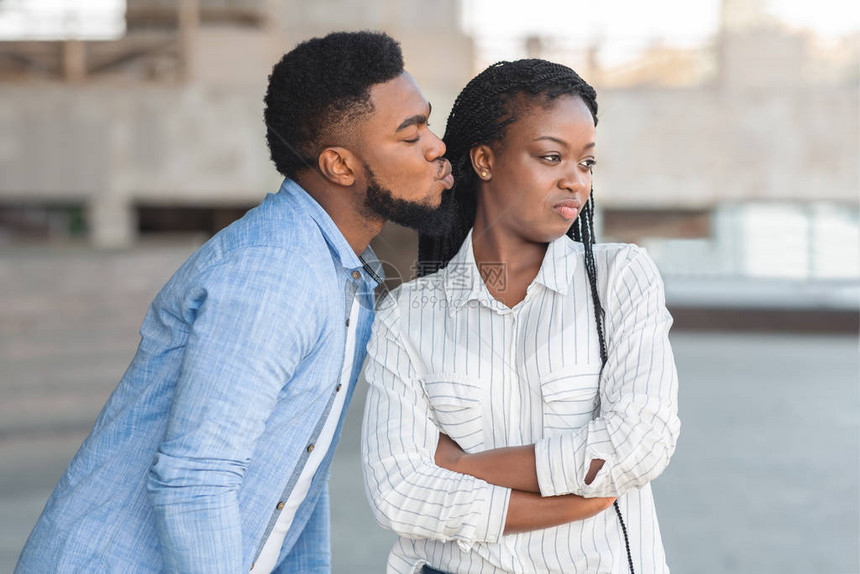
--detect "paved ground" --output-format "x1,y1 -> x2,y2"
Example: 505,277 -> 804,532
1,242 -> 858,573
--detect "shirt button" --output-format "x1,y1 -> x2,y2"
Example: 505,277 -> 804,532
307,443 -> 315,453
345,318 -> 350,327
276,501 -> 285,510
336,384 -> 342,392
352,270 -> 361,280
250,562 -> 255,571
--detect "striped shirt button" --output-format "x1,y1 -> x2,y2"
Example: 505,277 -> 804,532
352,270 -> 361,280
306,443 -> 315,453
336,384 -> 342,392
276,501 -> 284,510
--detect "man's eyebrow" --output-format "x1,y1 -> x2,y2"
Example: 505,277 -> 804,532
396,103 -> 432,132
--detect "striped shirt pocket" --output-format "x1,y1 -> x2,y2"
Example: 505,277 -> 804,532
539,366 -> 601,435
422,375 -> 485,451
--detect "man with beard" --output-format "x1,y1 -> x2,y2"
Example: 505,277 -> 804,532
16,31 -> 455,574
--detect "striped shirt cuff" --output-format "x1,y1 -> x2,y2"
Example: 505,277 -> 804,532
459,483 -> 511,551
535,425 -> 613,497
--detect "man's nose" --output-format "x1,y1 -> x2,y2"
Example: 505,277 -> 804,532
425,130 -> 446,161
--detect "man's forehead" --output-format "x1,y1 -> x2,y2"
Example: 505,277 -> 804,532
367,72 -> 429,127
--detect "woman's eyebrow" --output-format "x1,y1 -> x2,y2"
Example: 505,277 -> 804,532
534,136 -> 567,146
533,136 -> 596,151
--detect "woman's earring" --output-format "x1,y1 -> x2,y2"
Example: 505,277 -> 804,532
481,171 -> 488,179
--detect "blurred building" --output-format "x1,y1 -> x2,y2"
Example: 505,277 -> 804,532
0,0 -> 857,328
0,0 -> 472,249
0,6 -> 855,573
478,0 -> 860,328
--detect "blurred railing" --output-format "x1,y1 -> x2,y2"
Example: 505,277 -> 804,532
0,0 -> 271,83
638,202 -> 860,331
471,34 -> 720,88
127,0 -> 270,27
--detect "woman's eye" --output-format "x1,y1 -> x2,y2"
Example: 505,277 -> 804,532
404,136 -> 420,144
580,159 -> 597,170
541,154 -> 562,163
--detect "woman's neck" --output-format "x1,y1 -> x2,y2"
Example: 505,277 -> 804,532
471,211 -> 547,308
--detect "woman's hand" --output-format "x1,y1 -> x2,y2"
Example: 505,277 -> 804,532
434,433 -> 465,472
434,433 -> 617,533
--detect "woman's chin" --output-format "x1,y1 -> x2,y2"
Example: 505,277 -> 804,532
521,225 -> 571,245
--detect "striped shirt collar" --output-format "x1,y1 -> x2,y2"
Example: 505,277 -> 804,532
443,228 -> 579,313
279,178 -> 383,286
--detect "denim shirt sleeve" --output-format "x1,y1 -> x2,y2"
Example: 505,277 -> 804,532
147,245 -> 323,573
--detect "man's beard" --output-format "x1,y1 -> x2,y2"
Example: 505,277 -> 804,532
362,163 -> 456,237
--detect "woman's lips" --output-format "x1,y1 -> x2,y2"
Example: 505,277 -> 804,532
553,199 -> 582,220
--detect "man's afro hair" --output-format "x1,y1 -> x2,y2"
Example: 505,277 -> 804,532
264,31 -> 404,179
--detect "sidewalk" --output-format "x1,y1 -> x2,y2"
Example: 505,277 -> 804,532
1,243 -> 857,573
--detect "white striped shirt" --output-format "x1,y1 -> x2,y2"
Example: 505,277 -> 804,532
361,230 -> 680,574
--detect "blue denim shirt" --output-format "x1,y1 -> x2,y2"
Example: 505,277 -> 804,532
16,179 -> 381,573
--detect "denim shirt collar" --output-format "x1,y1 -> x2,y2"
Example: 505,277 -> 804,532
279,179 -> 383,287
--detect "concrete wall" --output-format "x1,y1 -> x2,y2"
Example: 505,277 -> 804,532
0,83 -> 279,245
0,1 -> 857,246
0,0 -> 474,246
596,84 -> 859,209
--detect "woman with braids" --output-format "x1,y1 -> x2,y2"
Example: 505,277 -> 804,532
361,59 -> 680,573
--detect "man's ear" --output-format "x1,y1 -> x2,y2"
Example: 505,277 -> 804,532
318,147 -> 357,186
470,144 -> 494,181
